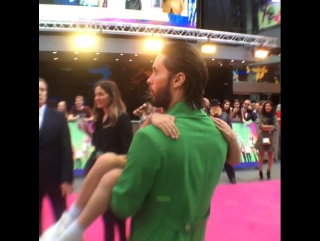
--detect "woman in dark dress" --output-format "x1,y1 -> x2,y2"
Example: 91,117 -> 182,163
79,80 -> 132,241
254,101 -> 278,180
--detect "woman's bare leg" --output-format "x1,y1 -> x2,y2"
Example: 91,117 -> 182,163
39,154 -> 127,240
267,152 -> 274,171
75,153 -> 126,208
52,169 -> 123,241
77,168 -> 123,229
258,151 -> 264,171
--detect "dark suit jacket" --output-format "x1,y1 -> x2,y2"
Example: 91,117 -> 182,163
39,107 -> 73,189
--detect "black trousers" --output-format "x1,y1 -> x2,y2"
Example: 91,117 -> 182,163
246,153 -> 252,162
103,209 -> 127,241
224,162 -> 235,181
39,186 -> 66,237
241,152 -> 247,162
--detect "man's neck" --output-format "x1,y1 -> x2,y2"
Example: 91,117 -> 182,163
166,95 -> 185,112
39,103 -> 44,109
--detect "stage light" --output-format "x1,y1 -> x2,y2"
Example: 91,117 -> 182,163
254,50 -> 270,58
74,34 -> 96,48
144,38 -> 163,52
252,47 -> 271,59
200,43 -> 216,54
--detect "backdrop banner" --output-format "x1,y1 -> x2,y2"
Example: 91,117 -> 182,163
69,121 -> 94,177
70,120 -> 260,177
258,2 -> 280,30
232,121 -> 259,169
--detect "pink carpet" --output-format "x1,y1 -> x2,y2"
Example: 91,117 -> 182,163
42,181 -> 280,241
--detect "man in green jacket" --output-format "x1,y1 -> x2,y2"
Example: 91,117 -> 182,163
40,42 -> 240,241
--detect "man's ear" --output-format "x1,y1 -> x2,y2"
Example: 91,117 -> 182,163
172,72 -> 186,88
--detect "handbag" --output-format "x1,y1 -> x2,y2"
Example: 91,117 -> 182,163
262,131 -> 272,146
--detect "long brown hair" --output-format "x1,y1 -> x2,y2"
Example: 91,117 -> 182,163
222,100 -> 231,115
92,80 -> 126,128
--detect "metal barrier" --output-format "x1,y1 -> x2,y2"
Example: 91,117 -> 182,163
131,120 -> 141,134
131,120 -> 280,162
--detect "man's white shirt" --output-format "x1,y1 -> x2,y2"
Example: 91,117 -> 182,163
39,105 -> 46,130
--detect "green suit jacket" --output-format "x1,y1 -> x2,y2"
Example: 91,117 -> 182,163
110,102 -> 228,241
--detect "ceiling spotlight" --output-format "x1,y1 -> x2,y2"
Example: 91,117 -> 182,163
212,58 -> 215,61
231,60 -> 234,62
75,52 -> 79,54
120,54 -> 124,56
144,38 -> 163,52
54,58 -> 58,60
129,59 -> 132,61
53,52 -> 57,54
116,59 -> 119,61
220,64 -> 222,66
96,52 -> 100,55
200,42 -> 216,54
253,47 -> 270,59
94,58 -> 97,60
74,34 -> 96,48
150,60 -> 153,62
74,58 -> 78,60
242,61 -> 245,63
135,54 -> 138,56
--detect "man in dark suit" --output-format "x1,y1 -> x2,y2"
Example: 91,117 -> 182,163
39,78 -> 74,237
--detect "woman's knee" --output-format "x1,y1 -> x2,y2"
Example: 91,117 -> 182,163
267,152 -> 274,158
258,151 -> 264,158
99,168 -> 123,189
94,153 -> 119,168
95,153 -> 126,169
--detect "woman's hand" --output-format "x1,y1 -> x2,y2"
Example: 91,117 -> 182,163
151,113 -> 179,139
211,117 -> 237,143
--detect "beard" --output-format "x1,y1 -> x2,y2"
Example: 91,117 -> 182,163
149,81 -> 172,112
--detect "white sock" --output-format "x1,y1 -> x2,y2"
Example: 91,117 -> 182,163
68,203 -> 83,220
59,220 -> 85,241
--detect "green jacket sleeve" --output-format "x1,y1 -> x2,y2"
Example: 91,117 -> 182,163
110,128 -> 160,219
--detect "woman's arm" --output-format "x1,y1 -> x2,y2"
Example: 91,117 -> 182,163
226,138 -> 241,166
259,118 -> 273,131
272,115 -> 278,130
133,103 -> 147,117
140,113 -> 179,139
133,109 -> 143,117
212,117 -> 241,166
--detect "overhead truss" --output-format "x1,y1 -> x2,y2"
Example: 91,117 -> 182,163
39,21 -> 278,48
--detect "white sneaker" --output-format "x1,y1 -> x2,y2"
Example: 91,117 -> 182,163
39,212 -> 73,240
